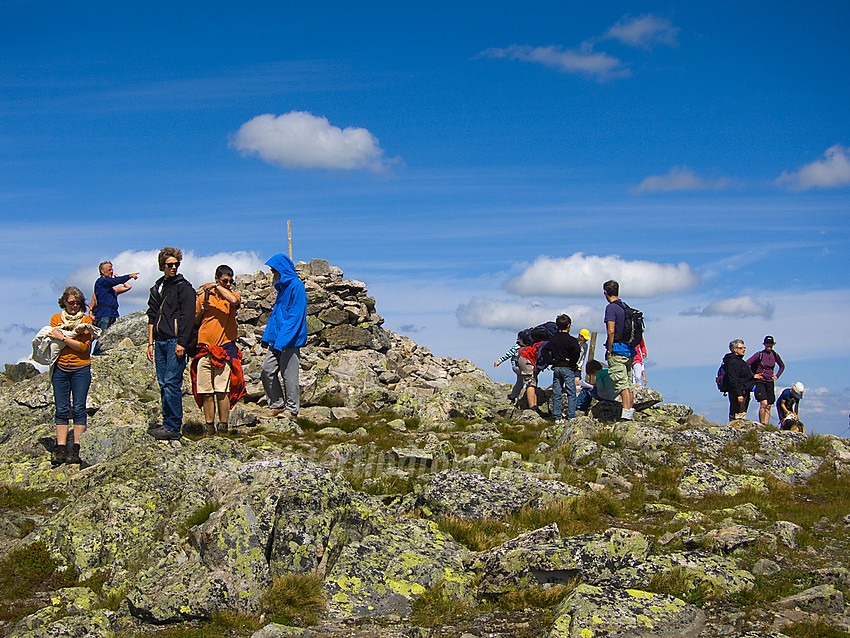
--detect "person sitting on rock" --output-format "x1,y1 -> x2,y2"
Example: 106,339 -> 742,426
190,264 -> 246,435
576,359 -> 616,414
260,254 -> 307,420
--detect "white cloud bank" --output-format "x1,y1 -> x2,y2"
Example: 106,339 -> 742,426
232,111 -> 396,171
776,144 -> 850,190
604,14 -> 680,48
504,253 -> 699,297
478,45 -> 629,81
456,297 -> 598,332
681,295 -> 774,319
633,166 -> 731,193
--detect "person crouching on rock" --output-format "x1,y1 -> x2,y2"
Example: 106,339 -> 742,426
260,254 -> 307,421
190,265 -> 246,435
50,286 -> 96,465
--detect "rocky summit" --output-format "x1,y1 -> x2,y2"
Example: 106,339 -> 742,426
1,258 -> 849,638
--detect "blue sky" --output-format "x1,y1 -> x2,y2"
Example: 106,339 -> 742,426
2,1 -> 849,434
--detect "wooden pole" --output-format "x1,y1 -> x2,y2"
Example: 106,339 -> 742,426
287,220 -> 292,261
587,331 -> 599,381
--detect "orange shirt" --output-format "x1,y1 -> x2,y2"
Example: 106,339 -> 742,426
196,290 -> 240,347
50,314 -> 93,367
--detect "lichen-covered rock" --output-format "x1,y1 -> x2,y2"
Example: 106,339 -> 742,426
324,518 -> 475,618
677,462 -> 768,498
686,525 -> 777,554
548,583 -> 705,638
741,451 -> 824,485
78,423 -> 151,466
776,584 -> 845,615
608,551 -> 755,594
9,608 -> 117,638
421,469 -> 580,520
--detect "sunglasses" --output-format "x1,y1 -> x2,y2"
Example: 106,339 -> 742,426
219,278 -> 232,284
66,300 -> 81,306
164,261 -> 181,268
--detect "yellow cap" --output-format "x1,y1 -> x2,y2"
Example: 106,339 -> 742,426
579,329 -> 591,340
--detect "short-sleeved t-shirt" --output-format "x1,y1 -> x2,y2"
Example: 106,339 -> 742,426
604,301 -> 633,357
196,291 -> 240,347
775,388 -> 800,419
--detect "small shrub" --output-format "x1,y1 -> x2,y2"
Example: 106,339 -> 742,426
436,515 -> 510,552
261,573 -> 326,626
179,502 -> 221,536
409,580 -> 471,627
0,540 -> 75,600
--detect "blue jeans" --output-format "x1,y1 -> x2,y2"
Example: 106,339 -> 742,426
93,316 -> 116,355
155,339 -> 186,433
577,387 -> 600,412
552,367 -> 577,420
52,365 -> 92,425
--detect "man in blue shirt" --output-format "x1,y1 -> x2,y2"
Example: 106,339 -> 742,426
92,261 -> 139,331
603,280 -> 635,421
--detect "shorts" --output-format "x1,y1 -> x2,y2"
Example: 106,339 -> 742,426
517,357 -> 537,388
196,355 -> 231,394
607,354 -> 633,395
754,380 -> 775,404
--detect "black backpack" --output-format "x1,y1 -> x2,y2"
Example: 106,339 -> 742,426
716,361 -> 728,394
517,321 -> 558,347
614,300 -> 644,348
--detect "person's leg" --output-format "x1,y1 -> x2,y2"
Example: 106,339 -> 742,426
156,339 -> 185,434
509,363 -> 523,400
608,354 -> 634,419
526,385 -> 537,409
215,393 -> 230,432
202,395 -> 216,432
565,368 -> 577,420
552,368 -> 565,420
260,349 -> 285,410
279,347 -> 301,416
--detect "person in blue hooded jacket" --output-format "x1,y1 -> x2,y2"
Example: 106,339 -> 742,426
260,254 -> 307,419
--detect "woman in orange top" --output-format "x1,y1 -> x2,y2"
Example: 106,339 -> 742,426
49,286 -> 95,466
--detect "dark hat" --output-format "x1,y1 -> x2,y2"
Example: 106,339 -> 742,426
763,335 -> 775,345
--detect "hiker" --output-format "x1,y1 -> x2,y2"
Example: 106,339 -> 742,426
576,359 -> 616,413
146,247 -> 195,440
776,382 -> 805,429
747,335 -> 786,426
603,280 -> 636,420
516,339 -> 542,411
190,265 -> 246,435
632,337 -> 647,387
260,254 -> 307,420
494,339 -> 523,402
49,287 -> 96,465
90,261 -> 139,354
723,339 -> 755,421
539,314 -> 581,423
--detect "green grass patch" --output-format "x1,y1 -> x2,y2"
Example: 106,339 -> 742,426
646,566 -> 721,606
508,490 -> 622,537
727,570 -> 817,609
260,573 -> 326,627
784,619 -> 850,638
496,583 -> 575,611
409,580 -> 473,627
0,540 -> 77,625
179,502 -> 221,536
0,484 -> 64,510
791,434 -> 833,457
436,515 -> 511,552
119,611 -> 262,638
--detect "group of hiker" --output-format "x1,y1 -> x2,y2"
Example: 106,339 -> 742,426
720,336 -> 805,430
495,279 -> 644,425
38,247 -> 307,466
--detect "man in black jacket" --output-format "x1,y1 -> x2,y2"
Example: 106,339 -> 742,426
723,339 -> 755,421
146,247 -> 195,440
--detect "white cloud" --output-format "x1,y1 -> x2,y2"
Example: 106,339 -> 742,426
776,144 -> 850,190
478,45 -> 629,81
604,14 -> 679,48
232,111 -> 396,171
504,253 -> 699,297
681,295 -> 773,319
456,297 -> 598,332
64,249 -> 266,309
633,166 -> 731,193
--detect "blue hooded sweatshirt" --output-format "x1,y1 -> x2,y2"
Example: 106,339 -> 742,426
262,254 -> 308,351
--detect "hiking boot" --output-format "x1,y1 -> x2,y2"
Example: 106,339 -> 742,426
554,418 -> 564,425
271,408 -> 291,419
205,422 -> 216,436
51,444 -> 67,466
66,443 -> 81,464
149,427 -> 181,441
217,423 -> 229,435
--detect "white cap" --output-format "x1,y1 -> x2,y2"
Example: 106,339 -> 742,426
792,381 -> 805,396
